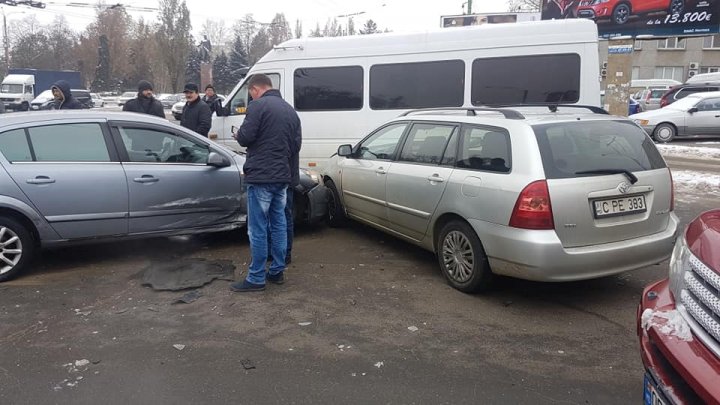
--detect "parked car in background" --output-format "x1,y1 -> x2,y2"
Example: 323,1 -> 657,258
638,209 -> 720,405
90,93 -> 105,108
117,91 -> 135,106
660,83 -> 720,108
322,106 -> 677,293
577,0 -> 685,25
159,93 -> 184,109
0,111 -> 328,282
631,91 -> 720,142
30,89 -> 92,110
629,96 -> 642,115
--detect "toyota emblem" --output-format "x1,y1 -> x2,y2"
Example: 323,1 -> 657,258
617,182 -> 630,194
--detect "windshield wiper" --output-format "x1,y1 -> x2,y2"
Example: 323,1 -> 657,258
575,169 -> 638,184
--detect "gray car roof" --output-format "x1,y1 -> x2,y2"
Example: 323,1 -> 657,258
0,110 -> 174,131
390,110 -> 631,127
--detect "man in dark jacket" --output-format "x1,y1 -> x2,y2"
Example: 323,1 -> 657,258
180,83 -> 212,137
230,74 -> 301,292
51,80 -> 83,110
123,80 -> 165,118
202,84 -> 222,116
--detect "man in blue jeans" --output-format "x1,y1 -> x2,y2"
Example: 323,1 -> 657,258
231,74 -> 301,292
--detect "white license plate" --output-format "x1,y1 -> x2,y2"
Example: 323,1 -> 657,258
643,374 -> 667,405
593,195 -> 646,218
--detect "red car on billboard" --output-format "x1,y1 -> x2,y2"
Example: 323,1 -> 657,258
577,0 -> 686,25
637,210 -> 720,404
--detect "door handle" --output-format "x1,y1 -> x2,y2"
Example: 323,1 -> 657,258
26,176 -> 55,185
426,175 -> 445,183
134,175 -> 159,183
375,168 -> 387,175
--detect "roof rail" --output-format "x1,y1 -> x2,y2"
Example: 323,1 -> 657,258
400,107 -> 525,120
487,103 -> 609,114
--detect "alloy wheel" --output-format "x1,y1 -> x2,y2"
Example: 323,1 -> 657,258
0,226 -> 22,275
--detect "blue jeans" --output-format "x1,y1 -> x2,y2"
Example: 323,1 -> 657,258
246,183 -> 288,285
285,190 -> 294,260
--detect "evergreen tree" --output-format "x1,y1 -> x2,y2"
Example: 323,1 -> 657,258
248,28 -> 271,65
268,13 -> 292,46
92,35 -> 111,91
295,19 -> 303,38
212,51 -> 233,94
228,34 -> 248,82
309,23 -> 323,37
359,19 -> 379,35
185,43 -> 202,85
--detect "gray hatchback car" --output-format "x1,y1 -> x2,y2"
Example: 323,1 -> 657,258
322,106 -> 679,293
0,111 -> 328,281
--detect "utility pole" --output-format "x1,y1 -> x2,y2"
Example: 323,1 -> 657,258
2,8 -> 9,72
467,0 -> 473,14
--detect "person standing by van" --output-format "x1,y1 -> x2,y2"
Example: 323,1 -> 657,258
180,83 -> 212,137
230,74 -> 301,292
123,80 -> 165,118
50,80 -> 82,110
202,84 -> 222,116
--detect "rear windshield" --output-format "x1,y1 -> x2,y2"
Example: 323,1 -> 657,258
649,89 -> 666,98
533,120 -> 666,179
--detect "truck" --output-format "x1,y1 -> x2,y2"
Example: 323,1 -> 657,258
0,69 -> 82,111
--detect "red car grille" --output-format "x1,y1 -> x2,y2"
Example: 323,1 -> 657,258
681,255 -> 720,350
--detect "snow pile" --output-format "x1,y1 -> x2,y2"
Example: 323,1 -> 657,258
671,170 -> 720,201
657,144 -> 720,160
641,309 -> 693,342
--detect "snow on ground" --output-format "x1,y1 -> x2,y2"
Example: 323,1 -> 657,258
671,170 -> 720,202
656,143 -> 720,160
641,309 -> 694,342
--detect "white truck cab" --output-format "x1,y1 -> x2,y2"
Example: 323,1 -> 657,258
0,75 -> 35,111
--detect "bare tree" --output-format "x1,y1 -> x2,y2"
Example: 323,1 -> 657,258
200,19 -> 230,55
508,0 -> 542,12
232,14 -> 258,56
156,0 -> 193,92
268,13 -> 292,45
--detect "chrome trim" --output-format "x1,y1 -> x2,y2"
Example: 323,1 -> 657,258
122,162 -> 209,167
45,212 -> 128,222
387,202 -> 430,219
685,271 -> 720,316
680,292 -> 720,357
11,161 -> 121,165
690,255 -> 720,292
678,252 -> 720,358
343,190 -> 387,207
129,208 -> 227,218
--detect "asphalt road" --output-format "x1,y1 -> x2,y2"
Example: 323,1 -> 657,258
0,137 -> 718,404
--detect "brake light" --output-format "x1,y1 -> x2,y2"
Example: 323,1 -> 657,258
669,168 -> 675,212
509,180 -> 554,230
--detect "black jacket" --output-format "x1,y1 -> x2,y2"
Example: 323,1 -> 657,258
237,89 -> 301,185
51,80 -> 83,110
202,94 -> 222,116
123,94 -> 165,118
180,98 -> 212,137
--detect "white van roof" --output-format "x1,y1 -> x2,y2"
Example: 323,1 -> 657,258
1,74 -> 34,84
258,19 -> 598,63
686,72 -> 720,84
630,79 -> 681,89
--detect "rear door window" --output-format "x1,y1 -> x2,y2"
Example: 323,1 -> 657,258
533,120 -> 666,179
456,126 -> 512,173
28,124 -> 111,162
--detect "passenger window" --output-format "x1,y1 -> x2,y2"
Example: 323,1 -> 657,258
695,98 -> 720,111
399,124 -> 455,165
441,131 -> 458,166
370,60 -> 464,109
472,54 -> 580,105
0,129 -> 32,162
457,127 -> 511,173
356,123 -> 408,160
28,124 -> 110,162
229,73 -> 281,115
294,66 -> 363,111
118,127 -> 209,164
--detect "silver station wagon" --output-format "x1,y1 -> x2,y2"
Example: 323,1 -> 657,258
0,111 -> 328,281
322,106 -> 679,293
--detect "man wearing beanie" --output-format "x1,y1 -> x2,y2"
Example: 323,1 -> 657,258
123,80 -> 165,118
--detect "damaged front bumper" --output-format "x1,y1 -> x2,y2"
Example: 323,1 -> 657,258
299,184 -> 329,224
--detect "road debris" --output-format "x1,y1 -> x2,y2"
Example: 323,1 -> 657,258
374,361 -> 384,368
298,322 -> 312,326
173,344 -> 186,351
141,258 -> 235,291
173,290 -> 202,305
407,326 -> 419,332
241,359 -> 256,370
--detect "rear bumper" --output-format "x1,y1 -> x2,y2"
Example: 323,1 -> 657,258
638,279 -> 720,404
469,212 -> 678,281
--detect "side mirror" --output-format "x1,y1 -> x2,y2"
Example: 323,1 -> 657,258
337,144 -> 353,157
207,151 -> 231,168
688,107 -> 698,114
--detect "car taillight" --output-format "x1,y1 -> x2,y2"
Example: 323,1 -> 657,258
669,168 -> 675,211
509,180 -> 554,230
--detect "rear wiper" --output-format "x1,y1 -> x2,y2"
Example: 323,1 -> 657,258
575,169 -> 638,184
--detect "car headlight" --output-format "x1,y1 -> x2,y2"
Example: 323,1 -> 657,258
633,119 -> 649,126
669,235 -> 690,301
300,168 -> 323,185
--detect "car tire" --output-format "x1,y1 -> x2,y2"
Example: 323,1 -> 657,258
173,114 -> 181,120
325,179 -> 348,228
653,123 -> 676,143
668,0 -> 684,15
612,3 -> 631,25
436,220 -> 493,293
0,216 -> 35,282
20,102 -> 29,112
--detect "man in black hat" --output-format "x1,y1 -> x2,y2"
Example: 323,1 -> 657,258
123,80 -> 165,118
180,83 -> 212,137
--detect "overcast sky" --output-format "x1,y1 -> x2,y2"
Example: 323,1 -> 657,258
4,0 -> 514,36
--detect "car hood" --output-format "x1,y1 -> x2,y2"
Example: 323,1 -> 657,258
630,107 -> 686,121
685,210 -> 720,272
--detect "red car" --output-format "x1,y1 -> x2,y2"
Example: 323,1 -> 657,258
637,210 -> 720,404
577,0 -> 686,25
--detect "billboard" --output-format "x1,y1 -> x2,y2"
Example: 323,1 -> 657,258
541,0 -> 720,38
441,13 -> 541,28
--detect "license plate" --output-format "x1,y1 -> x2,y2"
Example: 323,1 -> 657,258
593,195 -> 646,218
643,374 -> 667,405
